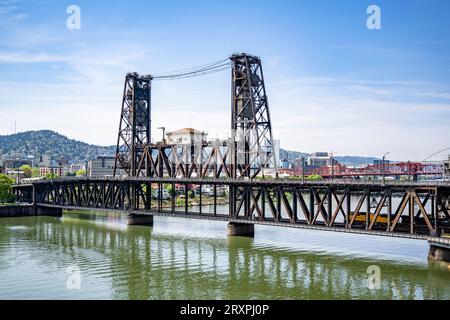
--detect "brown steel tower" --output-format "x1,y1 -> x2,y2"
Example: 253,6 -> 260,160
230,53 -> 276,178
113,72 -> 152,177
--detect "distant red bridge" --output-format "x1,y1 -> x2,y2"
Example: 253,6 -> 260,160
285,162 -> 444,178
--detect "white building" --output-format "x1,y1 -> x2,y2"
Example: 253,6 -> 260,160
306,152 -> 338,167
70,162 -> 86,172
166,128 -> 207,145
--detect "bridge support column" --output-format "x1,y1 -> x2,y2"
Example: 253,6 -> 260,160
35,206 -> 62,217
127,213 -> 153,226
428,238 -> 450,264
227,222 -> 254,237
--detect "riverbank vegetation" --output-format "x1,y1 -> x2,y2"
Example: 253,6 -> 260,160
0,174 -> 14,205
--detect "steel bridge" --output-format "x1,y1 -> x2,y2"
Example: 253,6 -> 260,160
13,178 -> 450,239
307,162 -> 444,178
9,53 -> 450,262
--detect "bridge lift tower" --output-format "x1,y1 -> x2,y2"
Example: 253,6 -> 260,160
113,53 -> 277,179
230,53 -> 276,178
113,72 -> 152,177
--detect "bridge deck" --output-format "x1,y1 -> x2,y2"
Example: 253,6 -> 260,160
13,176 -> 450,189
13,177 -> 450,239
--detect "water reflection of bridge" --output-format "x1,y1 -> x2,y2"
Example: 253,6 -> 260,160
8,214 -> 448,300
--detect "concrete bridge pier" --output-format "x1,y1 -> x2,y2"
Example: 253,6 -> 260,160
0,205 -> 62,218
227,222 -> 254,237
428,238 -> 450,264
35,206 -> 62,217
127,213 -> 154,226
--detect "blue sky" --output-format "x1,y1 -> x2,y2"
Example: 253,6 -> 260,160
0,0 -> 449,160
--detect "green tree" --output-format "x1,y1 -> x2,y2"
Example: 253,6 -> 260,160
19,164 -> 32,178
75,169 -> 86,177
31,167 -> 40,178
0,174 -> 14,204
305,174 -> 323,181
166,185 -> 175,196
44,172 -> 58,179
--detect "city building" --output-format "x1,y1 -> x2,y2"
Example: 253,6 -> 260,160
6,169 -> 25,183
3,158 -> 32,169
444,155 -> 450,179
57,156 -> 69,166
40,166 -> 65,177
36,154 -> 51,167
280,158 -> 290,169
88,156 -> 123,178
70,162 -> 87,172
306,152 -> 338,167
166,128 -> 207,145
374,159 -> 390,166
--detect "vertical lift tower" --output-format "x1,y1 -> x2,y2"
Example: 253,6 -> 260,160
113,53 -> 276,179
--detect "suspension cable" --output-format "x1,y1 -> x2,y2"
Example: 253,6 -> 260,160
152,58 -> 231,80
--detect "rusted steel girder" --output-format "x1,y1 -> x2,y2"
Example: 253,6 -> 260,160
13,179 -> 450,238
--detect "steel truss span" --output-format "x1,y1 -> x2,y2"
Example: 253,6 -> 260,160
14,179 -> 450,239
113,53 -> 277,179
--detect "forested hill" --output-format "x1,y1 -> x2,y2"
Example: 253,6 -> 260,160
0,130 -> 115,162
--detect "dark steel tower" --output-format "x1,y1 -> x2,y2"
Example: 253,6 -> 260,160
113,54 -> 276,179
230,53 -> 276,178
113,72 -> 152,177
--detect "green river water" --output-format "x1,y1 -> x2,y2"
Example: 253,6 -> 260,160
0,210 -> 449,299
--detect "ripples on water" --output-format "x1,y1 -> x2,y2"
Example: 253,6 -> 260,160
0,210 -> 449,300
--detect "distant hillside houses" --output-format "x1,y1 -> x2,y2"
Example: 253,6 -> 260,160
0,129 -> 385,181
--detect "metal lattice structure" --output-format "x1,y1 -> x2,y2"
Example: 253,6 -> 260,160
13,178 -> 450,238
113,54 -> 277,179
114,72 -> 152,177
308,162 -> 444,178
231,53 -> 276,179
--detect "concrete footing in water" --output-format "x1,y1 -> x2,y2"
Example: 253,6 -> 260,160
0,205 -> 62,218
428,237 -> 450,264
227,222 -> 254,237
127,213 -> 154,226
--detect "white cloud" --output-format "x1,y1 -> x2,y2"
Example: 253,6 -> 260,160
0,0 -> 26,22
0,51 -> 66,63
415,92 -> 450,100
11,12 -> 27,20
0,20 -> 448,161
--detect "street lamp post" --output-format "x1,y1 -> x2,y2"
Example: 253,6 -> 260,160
330,151 -> 337,180
382,152 -> 390,185
157,127 -> 166,144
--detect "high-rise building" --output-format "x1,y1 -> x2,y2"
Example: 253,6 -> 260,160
306,152 -> 338,167
89,156 -> 124,178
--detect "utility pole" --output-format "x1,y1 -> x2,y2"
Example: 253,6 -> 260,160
382,152 -> 390,185
301,156 -> 305,183
330,151 -> 337,180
